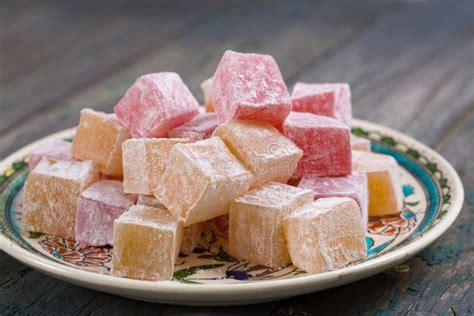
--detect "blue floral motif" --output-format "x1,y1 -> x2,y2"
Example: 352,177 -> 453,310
403,184 -> 414,197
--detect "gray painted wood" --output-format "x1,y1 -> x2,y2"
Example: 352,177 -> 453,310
0,1 -> 472,314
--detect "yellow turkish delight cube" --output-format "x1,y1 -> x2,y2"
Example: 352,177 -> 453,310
157,137 -> 253,226
229,182 -> 313,268
201,77 -> 214,112
72,109 -> 130,176
352,151 -> 403,216
122,138 -> 190,195
111,205 -> 183,281
284,197 -> 367,274
213,120 -> 302,187
22,158 -> 99,238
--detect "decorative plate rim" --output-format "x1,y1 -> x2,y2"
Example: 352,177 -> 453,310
0,118 -> 464,304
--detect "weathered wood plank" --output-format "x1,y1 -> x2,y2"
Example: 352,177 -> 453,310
296,0 -> 474,146
0,0 -> 396,159
0,1 -> 472,315
0,1 -> 229,134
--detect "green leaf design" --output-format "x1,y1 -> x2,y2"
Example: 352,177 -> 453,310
351,127 -> 368,137
439,177 -> 448,188
405,201 -> 420,207
0,175 -> 7,185
216,246 -> 238,263
197,254 -> 215,260
63,137 -> 74,143
382,136 -> 396,146
12,161 -> 27,170
29,231 -> 43,239
437,210 -> 448,220
407,149 -> 420,159
173,264 -> 224,280
443,194 -> 451,204
426,163 -> 438,174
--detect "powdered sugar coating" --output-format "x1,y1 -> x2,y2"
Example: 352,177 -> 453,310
284,197 -> 366,274
112,205 -> 183,281
212,50 -> 291,125
75,180 -> 137,246
351,135 -> 371,152
291,82 -> 352,126
157,137 -> 253,226
352,151 -> 403,216
282,112 -> 351,177
298,172 -> 368,227
136,194 -> 201,254
168,113 -> 219,141
22,158 -> 99,238
213,119 -> 302,187
72,108 -> 130,176
229,182 -> 313,268
28,139 -> 75,170
114,72 -> 199,138
122,138 -> 190,195
137,194 -> 164,208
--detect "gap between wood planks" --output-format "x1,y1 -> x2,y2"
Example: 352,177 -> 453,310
0,1 -> 236,135
0,0 -> 397,159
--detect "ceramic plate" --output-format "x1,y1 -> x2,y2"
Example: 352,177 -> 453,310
0,119 -> 464,306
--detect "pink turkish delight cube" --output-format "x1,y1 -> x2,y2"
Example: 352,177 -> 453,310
115,72 -> 199,138
212,50 -> 291,125
76,180 -> 137,246
168,113 -> 219,141
291,82 -> 352,126
298,172 -> 368,226
282,112 -> 351,177
29,139 -> 74,170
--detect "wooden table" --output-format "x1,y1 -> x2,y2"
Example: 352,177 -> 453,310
1,1 -> 473,314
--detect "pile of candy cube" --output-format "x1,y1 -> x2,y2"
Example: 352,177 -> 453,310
22,50 -> 404,281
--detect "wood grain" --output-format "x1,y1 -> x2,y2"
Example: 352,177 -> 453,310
0,0 -> 473,314
0,1 -> 229,134
0,0 -> 395,159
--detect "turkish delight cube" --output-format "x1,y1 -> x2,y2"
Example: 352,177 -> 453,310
115,72 -> 199,138
284,197 -> 367,274
213,119 -> 302,187
202,214 -> 229,238
298,172 -> 368,226
157,137 -> 253,226
122,138 -> 190,195
291,82 -> 352,126
137,194 -> 201,254
201,77 -> 214,112
352,151 -> 403,217
282,112 -> 352,177
229,182 -> 313,268
112,205 -> 183,281
28,139 -> 74,170
212,50 -> 291,125
75,180 -> 137,246
180,222 -> 203,255
22,158 -> 99,238
351,135 -> 371,152
168,113 -> 219,141
72,109 -> 130,176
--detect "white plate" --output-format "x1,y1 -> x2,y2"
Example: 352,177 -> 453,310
0,119 -> 464,306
